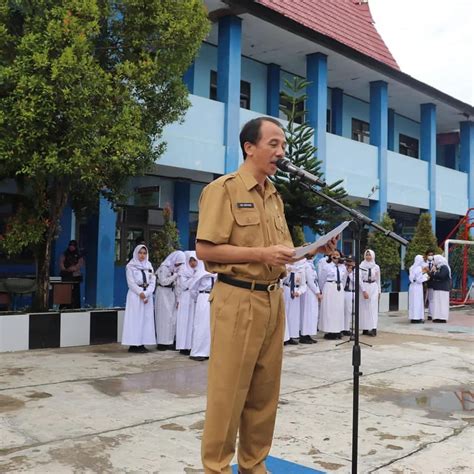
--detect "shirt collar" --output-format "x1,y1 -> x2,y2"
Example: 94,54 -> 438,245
237,167 -> 277,196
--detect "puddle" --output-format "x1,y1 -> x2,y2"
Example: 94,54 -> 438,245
398,389 -> 473,413
89,364 -> 208,397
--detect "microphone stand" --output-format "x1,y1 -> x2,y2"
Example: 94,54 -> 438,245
293,179 -> 408,474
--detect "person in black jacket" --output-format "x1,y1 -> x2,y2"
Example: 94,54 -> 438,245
430,255 -> 451,323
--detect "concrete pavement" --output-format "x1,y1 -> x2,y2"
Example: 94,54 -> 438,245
0,307 -> 472,473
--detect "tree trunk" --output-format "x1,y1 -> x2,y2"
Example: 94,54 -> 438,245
33,187 -> 68,312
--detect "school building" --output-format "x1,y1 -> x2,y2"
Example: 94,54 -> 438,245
1,0 -> 473,308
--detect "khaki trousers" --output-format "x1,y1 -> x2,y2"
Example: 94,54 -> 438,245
201,280 -> 285,474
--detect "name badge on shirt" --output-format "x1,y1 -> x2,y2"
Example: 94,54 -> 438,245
237,202 -> 254,209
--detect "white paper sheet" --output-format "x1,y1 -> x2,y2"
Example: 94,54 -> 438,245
294,221 -> 351,259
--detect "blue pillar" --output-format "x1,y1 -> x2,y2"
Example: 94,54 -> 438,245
331,87 -> 343,136
174,182 -> 190,249
85,196 -> 116,308
460,121 -> 474,212
267,63 -> 280,118
307,53 -> 328,173
388,108 -> 395,151
369,81 -> 388,222
183,62 -> 195,94
217,16 -> 242,173
51,204 -> 73,276
420,103 -> 437,232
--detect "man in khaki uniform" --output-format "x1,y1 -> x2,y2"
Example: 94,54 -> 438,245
196,117 -> 334,474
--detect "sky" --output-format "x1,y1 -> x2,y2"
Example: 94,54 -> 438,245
369,0 -> 473,105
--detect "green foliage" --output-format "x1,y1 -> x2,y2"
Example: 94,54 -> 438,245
291,225 -> 305,247
150,205 -> 181,268
272,77 -> 352,238
367,213 -> 400,288
0,0 -> 209,309
404,213 -> 441,269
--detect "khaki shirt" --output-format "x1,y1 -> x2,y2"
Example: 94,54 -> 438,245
196,166 -> 293,281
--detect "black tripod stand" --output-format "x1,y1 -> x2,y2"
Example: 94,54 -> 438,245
293,181 -> 408,473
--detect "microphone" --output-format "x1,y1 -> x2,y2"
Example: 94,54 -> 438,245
275,158 -> 327,187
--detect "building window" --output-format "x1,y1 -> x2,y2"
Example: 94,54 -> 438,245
210,70 -> 251,110
399,134 -> 419,158
352,118 -> 370,144
326,109 -> 331,133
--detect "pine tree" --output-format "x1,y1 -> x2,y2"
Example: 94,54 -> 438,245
367,213 -> 400,289
404,213 -> 440,269
272,77 -> 351,246
150,205 -> 181,268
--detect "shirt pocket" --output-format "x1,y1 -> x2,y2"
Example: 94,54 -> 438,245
233,210 -> 261,246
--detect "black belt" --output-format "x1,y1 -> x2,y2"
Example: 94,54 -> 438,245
363,281 -> 375,284
345,290 -> 355,292
199,290 -> 211,294
158,284 -> 173,288
138,284 -> 149,289
218,274 -> 280,292
284,284 -> 300,288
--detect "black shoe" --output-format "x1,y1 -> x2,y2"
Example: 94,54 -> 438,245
283,340 -> 290,346
288,338 -> 299,345
299,335 -> 313,344
324,333 -> 337,340
368,329 -> 377,337
362,330 -> 369,335
189,356 -> 208,361
137,345 -> 149,353
179,349 -> 191,355
157,344 -> 169,351
336,332 -> 342,339
428,316 -> 432,321
433,319 -> 446,323
341,330 -> 351,336
128,346 -> 139,353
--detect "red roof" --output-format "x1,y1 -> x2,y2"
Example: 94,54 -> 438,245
255,0 -> 400,71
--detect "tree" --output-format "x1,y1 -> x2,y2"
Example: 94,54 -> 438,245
403,213 -> 441,269
149,205 -> 181,268
367,213 -> 400,290
0,0 -> 209,310
272,77 -> 351,246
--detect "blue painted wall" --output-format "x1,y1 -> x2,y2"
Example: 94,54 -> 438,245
393,114 -> 420,154
342,95 -> 369,139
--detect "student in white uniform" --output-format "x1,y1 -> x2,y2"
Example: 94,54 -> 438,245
176,251 -> 199,355
300,256 -> 321,344
189,261 -> 215,361
409,255 -> 429,323
319,250 -> 346,340
155,250 -> 185,350
430,255 -> 452,323
423,249 -> 436,320
283,259 -> 307,345
122,245 -> 156,353
342,255 -> 358,337
317,253 -> 331,290
360,249 -> 381,337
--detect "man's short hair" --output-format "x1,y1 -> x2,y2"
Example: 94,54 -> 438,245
240,117 -> 284,160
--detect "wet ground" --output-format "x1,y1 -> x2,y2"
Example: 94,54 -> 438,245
0,307 -> 472,473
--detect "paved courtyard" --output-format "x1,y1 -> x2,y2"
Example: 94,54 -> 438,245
1,307 -> 473,473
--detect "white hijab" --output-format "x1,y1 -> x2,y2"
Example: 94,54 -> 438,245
161,250 -> 186,270
127,245 -> 153,272
434,255 -> 452,278
409,254 -> 424,281
360,249 -> 376,270
180,251 -> 198,278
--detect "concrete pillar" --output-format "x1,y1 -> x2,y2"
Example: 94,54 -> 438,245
331,87 -> 343,136
369,81 -> 388,222
420,103 -> 437,232
267,63 -> 281,118
173,182 -> 190,250
306,53 -> 328,173
217,16 -> 242,173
